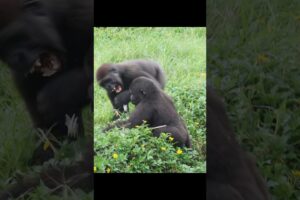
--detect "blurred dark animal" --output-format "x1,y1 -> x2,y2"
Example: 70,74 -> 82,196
104,77 -> 191,148
207,86 -> 270,200
0,0 -> 93,164
96,59 -> 165,119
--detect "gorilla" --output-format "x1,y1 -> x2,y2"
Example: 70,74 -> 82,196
0,0 -> 93,164
104,77 -> 191,148
207,86 -> 270,200
96,59 -> 166,118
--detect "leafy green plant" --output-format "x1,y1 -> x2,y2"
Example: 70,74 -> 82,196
208,0 -> 300,198
94,125 -> 205,173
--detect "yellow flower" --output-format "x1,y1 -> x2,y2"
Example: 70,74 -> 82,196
106,168 -> 111,173
292,170 -> 300,177
176,149 -> 183,155
256,53 -> 270,64
43,141 -> 50,151
267,25 -> 273,33
93,166 -> 97,173
295,16 -> 300,21
161,147 -> 166,151
169,137 -> 174,142
112,153 -> 119,159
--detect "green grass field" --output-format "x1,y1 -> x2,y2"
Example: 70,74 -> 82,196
94,27 -> 206,173
208,0 -> 300,199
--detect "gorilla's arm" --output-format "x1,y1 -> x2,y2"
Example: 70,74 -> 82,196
127,104 -> 152,127
103,103 -> 152,132
102,120 -> 130,132
113,90 -> 131,109
37,67 -> 90,122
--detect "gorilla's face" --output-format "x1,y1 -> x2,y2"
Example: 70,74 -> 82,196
6,47 -> 63,77
99,67 -> 124,94
0,12 -> 64,77
129,77 -> 158,105
129,88 -> 143,105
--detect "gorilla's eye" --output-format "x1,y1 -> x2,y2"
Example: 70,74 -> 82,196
103,79 -> 113,85
109,68 -> 117,73
140,89 -> 146,95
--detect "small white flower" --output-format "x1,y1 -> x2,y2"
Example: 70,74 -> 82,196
123,104 -> 128,112
65,114 -> 79,138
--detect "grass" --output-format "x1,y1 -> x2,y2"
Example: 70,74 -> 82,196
94,27 -> 206,173
0,66 -> 36,179
208,0 -> 300,199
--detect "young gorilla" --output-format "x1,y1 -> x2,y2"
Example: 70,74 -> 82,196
96,59 -> 166,118
103,77 -> 191,148
0,0 -> 93,164
207,86 -> 270,200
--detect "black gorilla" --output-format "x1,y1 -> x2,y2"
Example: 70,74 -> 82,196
0,0 -> 93,163
207,86 -> 270,200
96,59 -> 166,118
104,77 -> 191,148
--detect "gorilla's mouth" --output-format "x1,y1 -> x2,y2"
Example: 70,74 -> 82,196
30,53 -> 62,77
113,85 -> 122,93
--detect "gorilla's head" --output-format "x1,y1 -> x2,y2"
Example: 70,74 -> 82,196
129,77 -> 160,105
0,2 -> 65,77
96,63 -> 124,94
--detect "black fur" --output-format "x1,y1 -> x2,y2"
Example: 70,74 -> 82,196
207,86 -> 270,200
96,59 -> 166,118
104,77 -> 191,148
0,0 -> 93,164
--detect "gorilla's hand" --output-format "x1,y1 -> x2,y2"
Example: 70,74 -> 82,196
113,90 -> 131,110
102,120 -> 131,132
